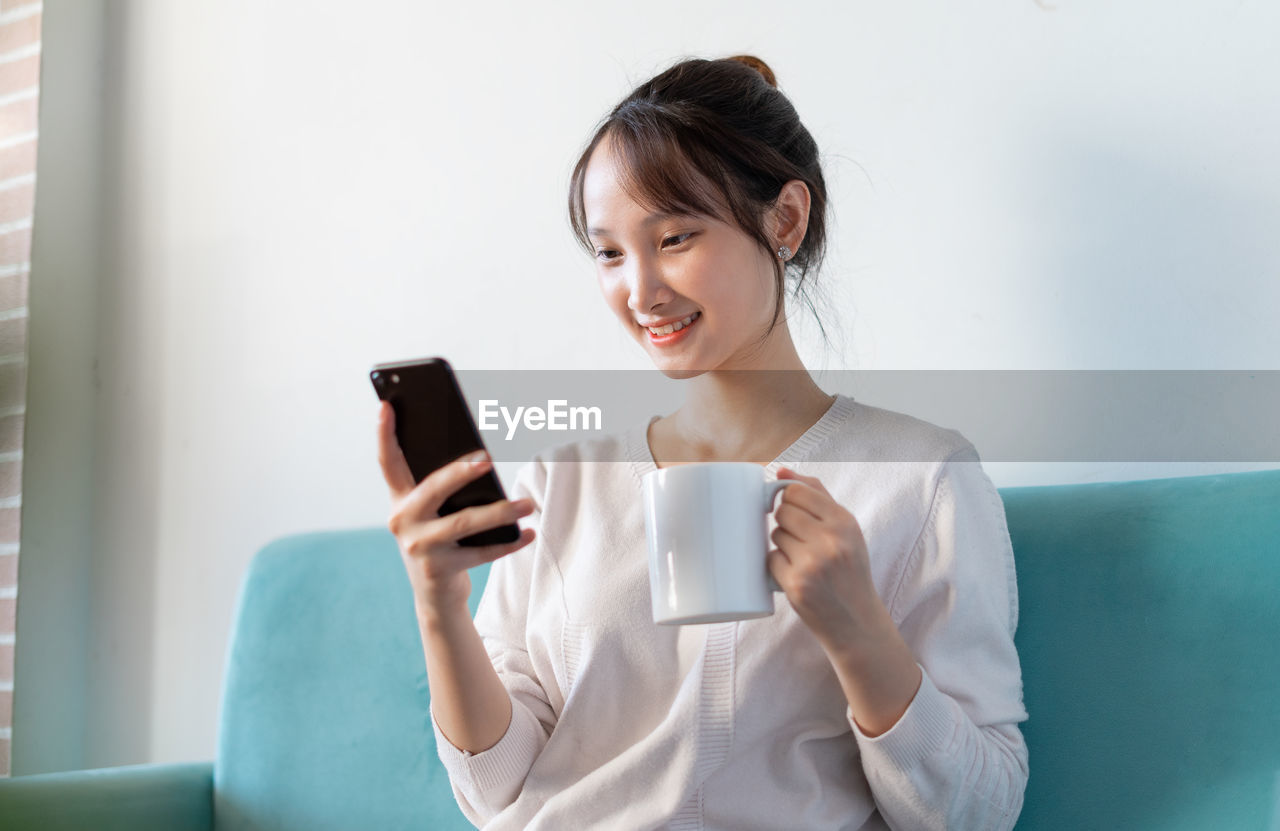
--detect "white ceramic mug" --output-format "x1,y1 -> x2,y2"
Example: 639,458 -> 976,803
642,462 -> 797,625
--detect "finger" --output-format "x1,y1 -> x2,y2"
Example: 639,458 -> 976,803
775,501 -> 821,538
778,466 -> 832,497
437,496 -> 536,547
777,480 -> 829,521
376,401 -> 417,497
453,526 -> 537,570
771,525 -> 806,555
777,489 -> 824,524
398,449 -> 495,519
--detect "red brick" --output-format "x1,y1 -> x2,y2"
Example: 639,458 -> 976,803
0,553 -> 15,586
0,598 -> 14,634
0,508 -> 19,543
0,415 -> 22,454
0,229 -> 30,266
0,689 -> 11,725
0,182 -> 34,225
0,274 -> 27,311
0,54 -> 37,98
0,317 -> 24,355
0,737 -> 10,778
0,643 -> 12,681
0,461 -> 18,499
0,142 -> 35,181
0,364 -> 23,409
0,97 -> 38,136
0,13 -> 39,53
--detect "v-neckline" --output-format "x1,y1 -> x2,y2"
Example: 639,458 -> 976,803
626,393 -> 856,486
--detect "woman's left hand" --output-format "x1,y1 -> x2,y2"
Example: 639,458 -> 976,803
767,466 -> 890,654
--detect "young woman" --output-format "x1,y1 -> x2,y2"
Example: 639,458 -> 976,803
377,55 -> 1028,830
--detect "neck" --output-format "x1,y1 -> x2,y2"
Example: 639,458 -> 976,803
666,329 -> 835,462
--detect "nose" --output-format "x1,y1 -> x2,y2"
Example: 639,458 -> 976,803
622,254 -> 675,317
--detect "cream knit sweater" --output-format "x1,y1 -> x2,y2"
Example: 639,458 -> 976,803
430,394 -> 1029,830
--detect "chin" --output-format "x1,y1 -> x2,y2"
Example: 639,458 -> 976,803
655,366 -> 707,381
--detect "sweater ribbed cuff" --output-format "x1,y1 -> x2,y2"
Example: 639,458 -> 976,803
431,697 -> 545,793
849,663 -> 957,771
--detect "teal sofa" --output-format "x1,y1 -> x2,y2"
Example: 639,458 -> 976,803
2,468 -> 1278,830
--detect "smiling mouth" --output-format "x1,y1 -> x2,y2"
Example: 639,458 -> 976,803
644,311 -> 701,345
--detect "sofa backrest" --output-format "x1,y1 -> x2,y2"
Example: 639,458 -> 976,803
214,529 -> 489,831
214,469 -> 1280,830
1004,468 -> 1280,830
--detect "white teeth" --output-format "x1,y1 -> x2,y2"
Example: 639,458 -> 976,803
648,312 -> 699,335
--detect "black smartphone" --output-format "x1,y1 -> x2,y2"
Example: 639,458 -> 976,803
370,356 -> 520,547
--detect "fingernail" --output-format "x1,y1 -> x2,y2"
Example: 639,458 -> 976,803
467,450 -> 489,465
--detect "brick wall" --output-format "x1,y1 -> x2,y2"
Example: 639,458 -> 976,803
0,0 -> 40,779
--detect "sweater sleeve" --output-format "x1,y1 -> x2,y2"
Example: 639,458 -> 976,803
430,456 -> 555,825
851,445 -> 1030,831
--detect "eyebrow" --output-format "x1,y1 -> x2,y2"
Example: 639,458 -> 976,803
587,211 -> 690,237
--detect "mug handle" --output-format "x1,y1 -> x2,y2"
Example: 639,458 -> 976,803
763,480 -> 798,593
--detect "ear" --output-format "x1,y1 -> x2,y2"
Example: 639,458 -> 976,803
771,179 -> 811,256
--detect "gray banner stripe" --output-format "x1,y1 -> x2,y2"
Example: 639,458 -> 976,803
422,369 -> 1280,463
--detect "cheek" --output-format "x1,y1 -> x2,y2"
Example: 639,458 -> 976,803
596,270 -> 619,299
742,263 -> 780,315
598,273 -> 633,318
695,248 -> 770,301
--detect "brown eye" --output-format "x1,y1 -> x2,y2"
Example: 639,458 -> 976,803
664,233 -> 693,247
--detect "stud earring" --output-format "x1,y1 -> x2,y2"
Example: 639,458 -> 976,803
776,245 -> 792,260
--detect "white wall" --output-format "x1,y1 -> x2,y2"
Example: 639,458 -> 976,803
19,0 -> 1280,770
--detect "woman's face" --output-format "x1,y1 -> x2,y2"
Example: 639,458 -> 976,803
582,137 -> 781,375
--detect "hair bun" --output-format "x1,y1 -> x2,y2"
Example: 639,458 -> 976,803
726,54 -> 777,88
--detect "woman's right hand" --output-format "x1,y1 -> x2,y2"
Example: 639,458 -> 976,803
376,400 -> 536,616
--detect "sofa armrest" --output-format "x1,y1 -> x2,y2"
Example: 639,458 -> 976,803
0,761 -> 213,831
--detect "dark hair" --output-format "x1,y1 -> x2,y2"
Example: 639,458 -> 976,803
567,54 -> 834,353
